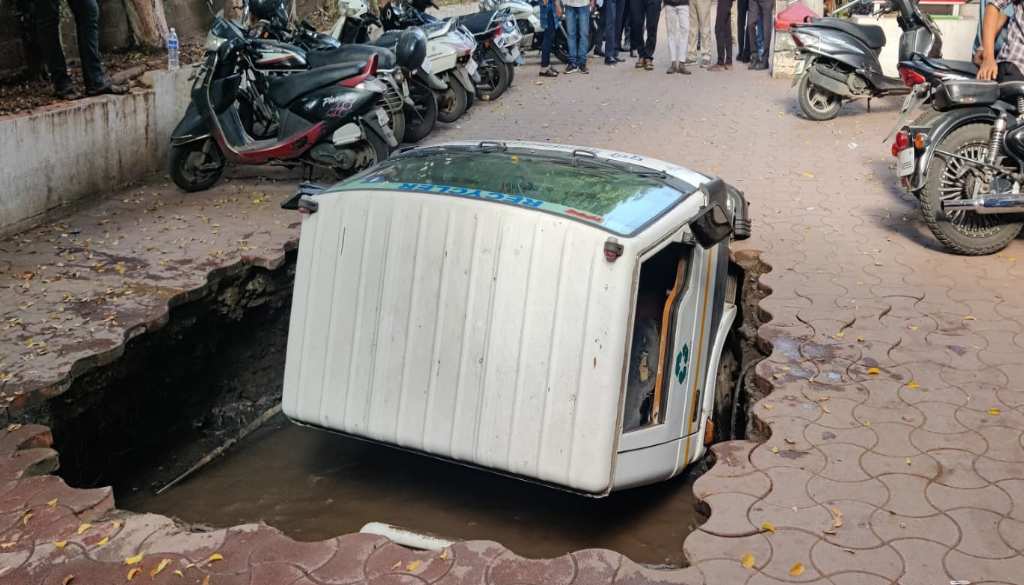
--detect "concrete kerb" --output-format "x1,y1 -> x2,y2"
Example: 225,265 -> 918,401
0,66 -> 194,238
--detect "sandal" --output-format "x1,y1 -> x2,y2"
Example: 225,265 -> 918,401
539,67 -> 559,77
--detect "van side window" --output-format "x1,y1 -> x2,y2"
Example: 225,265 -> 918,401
622,242 -> 691,432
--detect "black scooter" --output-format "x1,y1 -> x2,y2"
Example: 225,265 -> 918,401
790,0 -> 942,121
169,17 -> 395,192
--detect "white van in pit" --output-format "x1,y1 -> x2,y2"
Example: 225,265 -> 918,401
281,141 -> 751,496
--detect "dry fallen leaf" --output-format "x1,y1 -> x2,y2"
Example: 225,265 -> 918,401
905,458 -> 912,466
963,315 -> 976,321
390,560 -> 402,570
173,570 -> 184,577
96,537 -> 109,547
906,381 -> 920,390
62,575 -> 75,585
77,523 -> 92,535
866,367 -> 881,375
151,559 -> 171,577
989,408 -> 1001,416
771,446 -> 780,454
207,553 -> 224,563
763,403 -> 774,410
47,498 -> 58,508
439,549 -> 449,561
127,567 -> 141,581
789,562 -> 805,577
406,560 -> 422,572
740,553 -> 756,569
124,554 -> 143,566
761,521 -> 776,533
831,507 -> 844,529
21,512 -> 32,526
54,541 -> 67,549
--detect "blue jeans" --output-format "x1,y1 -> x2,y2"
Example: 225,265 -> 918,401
540,2 -> 558,67
565,5 -> 590,67
603,0 -> 619,61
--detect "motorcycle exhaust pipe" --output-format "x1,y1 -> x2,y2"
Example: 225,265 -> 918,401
943,195 -> 1024,214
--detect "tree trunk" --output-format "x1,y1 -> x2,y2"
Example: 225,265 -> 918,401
123,0 -> 170,48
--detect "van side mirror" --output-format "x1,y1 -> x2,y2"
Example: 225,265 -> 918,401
281,182 -> 326,212
690,179 -> 735,248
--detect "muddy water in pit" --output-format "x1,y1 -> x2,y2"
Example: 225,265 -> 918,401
120,414 -> 705,566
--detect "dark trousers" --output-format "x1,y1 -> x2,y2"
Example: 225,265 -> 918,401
746,0 -> 772,63
715,0 -> 733,65
630,0 -> 660,59
540,3 -> 557,67
602,0 -> 622,60
736,0 -> 750,60
614,0 -> 628,51
33,0 -> 108,91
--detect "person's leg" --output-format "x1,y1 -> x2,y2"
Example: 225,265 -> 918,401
615,0 -> 627,54
33,0 -> 73,94
630,0 -> 645,63
604,0 -> 618,62
754,0 -> 770,69
698,0 -> 713,64
736,0 -> 749,60
664,6 -> 679,66
540,4 -> 555,71
565,5 -> 579,68
643,0 -> 660,61
67,0 -> 109,91
580,5 -> 591,70
714,0 -> 732,66
687,1 -> 700,62
746,0 -> 761,66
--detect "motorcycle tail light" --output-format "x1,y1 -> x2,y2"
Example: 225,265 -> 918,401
898,66 -> 926,88
892,130 -> 910,157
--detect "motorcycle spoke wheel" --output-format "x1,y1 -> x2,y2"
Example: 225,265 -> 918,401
938,143 -> 1005,236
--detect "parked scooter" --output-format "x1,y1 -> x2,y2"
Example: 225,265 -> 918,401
891,74 -> 1024,255
480,0 -> 598,65
331,0 -> 479,123
381,0 -> 520,101
169,17 -> 395,192
790,0 -> 942,121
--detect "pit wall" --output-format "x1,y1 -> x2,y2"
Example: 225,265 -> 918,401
0,67 -> 193,237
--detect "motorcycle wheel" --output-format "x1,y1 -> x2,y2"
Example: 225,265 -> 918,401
920,123 -> 1023,255
403,80 -> 438,143
169,139 -> 225,193
476,47 -> 511,101
797,74 -> 842,122
390,107 -> 407,145
437,74 -> 469,123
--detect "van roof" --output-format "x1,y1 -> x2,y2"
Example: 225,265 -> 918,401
331,143 -> 702,236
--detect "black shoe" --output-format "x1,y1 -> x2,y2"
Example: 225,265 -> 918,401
747,58 -> 760,70
614,56 -> 625,63
564,64 -> 579,74
85,82 -> 128,96
580,64 -> 590,74
752,60 -> 769,71
737,54 -> 750,63
605,58 -> 618,66
629,49 -> 637,58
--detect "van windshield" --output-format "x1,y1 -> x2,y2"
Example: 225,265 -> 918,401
334,149 -> 698,236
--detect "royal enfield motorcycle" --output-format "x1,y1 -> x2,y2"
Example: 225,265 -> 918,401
892,76 -> 1024,255
169,17 -> 395,192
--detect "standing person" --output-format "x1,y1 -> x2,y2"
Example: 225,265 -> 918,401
746,0 -> 772,70
539,0 -> 563,76
736,0 -> 750,62
628,0 -> 644,58
603,0 -> 626,64
663,0 -> 691,73
709,0 -> 733,70
687,0 -> 713,67
631,0 -> 661,69
978,0 -> 1024,81
32,0 -> 128,99
564,0 -> 595,73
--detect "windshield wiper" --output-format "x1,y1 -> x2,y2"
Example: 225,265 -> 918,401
570,149 -> 668,179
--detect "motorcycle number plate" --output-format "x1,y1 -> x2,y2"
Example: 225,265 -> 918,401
465,58 -> 479,76
897,148 -> 915,177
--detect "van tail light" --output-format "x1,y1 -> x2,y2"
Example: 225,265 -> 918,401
892,130 -> 910,157
898,66 -> 926,88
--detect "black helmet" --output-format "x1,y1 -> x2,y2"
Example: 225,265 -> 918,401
394,27 -> 427,71
250,0 -> 289,27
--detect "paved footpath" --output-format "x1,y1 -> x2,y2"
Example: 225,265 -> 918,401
2,35 -> 1024,585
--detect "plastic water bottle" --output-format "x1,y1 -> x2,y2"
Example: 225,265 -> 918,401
167,28 -> 180,71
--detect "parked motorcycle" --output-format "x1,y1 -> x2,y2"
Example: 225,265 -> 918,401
891,75 -> 1024,255
790,0 -> 942,121
480,0 -> 599,65
331,0 -> 479,123
169,17 -> 395,192
883,54 -> 977,143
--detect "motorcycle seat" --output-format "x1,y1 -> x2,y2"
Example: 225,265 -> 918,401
307,44 -> 397,70
268,62 -> 366,106
921,57 -> 978,77
456,10 -> 499,34
1000,81 -> 1024,100
807,17 -> 885,50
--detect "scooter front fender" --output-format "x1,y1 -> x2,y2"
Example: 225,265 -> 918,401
170,102 -> 211,146
910,106 -> 997,192
453,66 -> 477,92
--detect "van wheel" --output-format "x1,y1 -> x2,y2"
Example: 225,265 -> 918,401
169,139 -> 225,192
711,347 -> 739,443
798,74 -> 842,121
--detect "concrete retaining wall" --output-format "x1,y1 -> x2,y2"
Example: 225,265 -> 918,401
0,67 -> 193,236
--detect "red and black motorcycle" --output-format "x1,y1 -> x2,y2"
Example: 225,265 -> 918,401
169,17 -> 396,192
